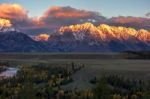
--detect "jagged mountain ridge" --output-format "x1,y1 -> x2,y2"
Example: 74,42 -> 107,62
0,31 -> 48,52
48,23 -> 150,52
58,22 -> 150,42
0,22 -> 150,52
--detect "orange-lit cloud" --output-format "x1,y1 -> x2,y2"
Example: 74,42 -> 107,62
0,18 -> 12,27
0,3 -> 41,29
39,6 -> 104,27
110,16 -> 150,30
39,6 -> 150,31
34,34 -> 50,41
111,16 -> 146,24
0,3 -> 150,34
0,3 -> 36,29
42,6 -> 99,18
0,3 -> 28,20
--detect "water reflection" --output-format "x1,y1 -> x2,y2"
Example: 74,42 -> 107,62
0,67 -> 19,79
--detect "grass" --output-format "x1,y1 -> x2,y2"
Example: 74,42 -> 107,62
0,53 -> 150,80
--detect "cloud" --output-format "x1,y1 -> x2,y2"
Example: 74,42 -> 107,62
39,6 -> 150,30
0,3 -> 150,34
0,3 -> 41,29
110,16 -> 144,24
42,6 -> 99,18
145,13 -> 150,17
0,3 -> 27,20
0,3 -> 29,27
109,16 -> 150,30
39,6 -> 106,27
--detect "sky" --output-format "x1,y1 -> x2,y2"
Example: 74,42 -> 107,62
0,0 -> 150,34
0,0 -> 150,17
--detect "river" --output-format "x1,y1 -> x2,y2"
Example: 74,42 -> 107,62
0,67 -> 19,79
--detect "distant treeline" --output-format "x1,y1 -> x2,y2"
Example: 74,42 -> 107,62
123,51 -> 150,59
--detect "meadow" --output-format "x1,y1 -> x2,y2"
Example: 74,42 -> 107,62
0,52 -> 150,99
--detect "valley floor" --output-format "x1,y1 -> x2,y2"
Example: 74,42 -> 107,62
0,53 -> 150,98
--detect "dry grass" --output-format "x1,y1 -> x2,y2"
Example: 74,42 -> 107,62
0,53 -> 150,90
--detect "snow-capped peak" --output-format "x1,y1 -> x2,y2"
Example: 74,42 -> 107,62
0,18 -> 19,33
0,26 -> 19,32
58,22 -> 150,42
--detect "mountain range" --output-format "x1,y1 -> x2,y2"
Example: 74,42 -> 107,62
0,22 -> 150,52
0,31 -> 48,52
